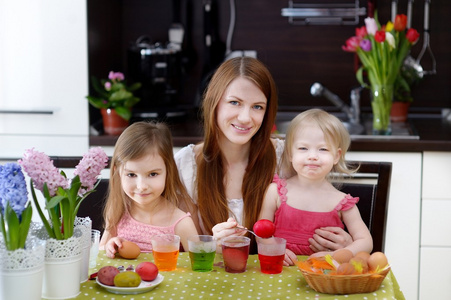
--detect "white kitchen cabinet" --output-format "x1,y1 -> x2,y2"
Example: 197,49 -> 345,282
419,152 -> 451,299
347,151 -> 421,300
0,0 -> 89,158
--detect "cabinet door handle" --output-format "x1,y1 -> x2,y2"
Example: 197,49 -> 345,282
0,109 -> 54,115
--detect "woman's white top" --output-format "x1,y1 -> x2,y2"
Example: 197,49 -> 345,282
174,139 -> 285,228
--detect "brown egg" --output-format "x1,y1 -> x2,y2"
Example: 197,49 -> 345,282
367,252 -> 388,272
118,241 -> 141,259
332,248 -> 354,264
336,262 -> 356,275
354,251 -> 371,263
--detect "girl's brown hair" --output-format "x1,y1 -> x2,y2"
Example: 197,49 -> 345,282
197,57 -> 278,235
103,121 -> 194,232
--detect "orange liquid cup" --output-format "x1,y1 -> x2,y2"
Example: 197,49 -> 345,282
150,234 -> 181,271
152,249 -> 180,271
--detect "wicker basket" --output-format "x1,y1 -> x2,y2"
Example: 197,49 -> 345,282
300,267 -> 390,294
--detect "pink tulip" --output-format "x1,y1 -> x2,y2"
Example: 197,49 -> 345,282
364,17 -> 378,35
342,36 -> 361,52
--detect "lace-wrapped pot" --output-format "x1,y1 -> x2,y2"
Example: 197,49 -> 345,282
34,226 -> 83,299
0,235 -> 46,300
75,216 -> 92,282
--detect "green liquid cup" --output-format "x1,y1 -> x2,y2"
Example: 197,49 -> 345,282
187,235 -> 216,272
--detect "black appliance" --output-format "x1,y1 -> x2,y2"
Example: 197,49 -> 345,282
128,36 -> 183,118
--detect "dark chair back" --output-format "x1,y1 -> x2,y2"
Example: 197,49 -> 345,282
336,161 -> 392,253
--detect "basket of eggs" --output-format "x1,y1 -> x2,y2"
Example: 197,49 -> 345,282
297,249 -> 390,294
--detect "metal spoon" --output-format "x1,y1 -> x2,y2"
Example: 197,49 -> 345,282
235,227 -> 258,237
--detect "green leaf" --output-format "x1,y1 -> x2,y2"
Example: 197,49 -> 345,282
127,82 -> 142,92
45,195 -> 66,210
86,96 -> 109,109
30,179 -> 55,239
0,213 -> 8,248
91,76 -> 110,98
110,89 -> 132,102
18,203 -> 33,248
5,204 -> 20,249
114,106 -> 131,121
124,97 -> 140,108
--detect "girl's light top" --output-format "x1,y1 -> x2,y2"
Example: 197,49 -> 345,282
116,212 -> 191,252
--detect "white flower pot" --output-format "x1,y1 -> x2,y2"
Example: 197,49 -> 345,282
34,227 -> 83,299
0,236 -> 46,300
75,216 -> 92,282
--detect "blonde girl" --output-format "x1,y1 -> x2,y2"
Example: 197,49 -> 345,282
100,121 -> 198,258
260,109 -> 372,265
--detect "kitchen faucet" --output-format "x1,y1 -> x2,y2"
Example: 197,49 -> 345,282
310,82 -> 362,125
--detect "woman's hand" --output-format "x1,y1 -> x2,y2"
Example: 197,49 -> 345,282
212,217 -> 246,240
104,237 -> 126,259
308,227 -> 353,253
283,249 -> 298,266
212,217 -> 246,253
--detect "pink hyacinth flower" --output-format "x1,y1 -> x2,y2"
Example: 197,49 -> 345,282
18,148 -> 68,197
74,147 -> 109,195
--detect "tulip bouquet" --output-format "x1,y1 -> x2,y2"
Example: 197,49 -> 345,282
342,13 -> 420,134
19,147 -> 109,240
0,163 -> 32,250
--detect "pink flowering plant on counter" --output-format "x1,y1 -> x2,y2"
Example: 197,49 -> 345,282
0,163 -> 32,250
86,71 -> 141,121
19,147 -> 109,240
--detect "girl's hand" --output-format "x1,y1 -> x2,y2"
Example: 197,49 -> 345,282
308,227 -> 353,253
104,237 -> 126,259
283,249 -> 298,266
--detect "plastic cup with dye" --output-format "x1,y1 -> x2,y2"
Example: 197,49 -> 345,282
256,236 -> 286,274
150,234 -> 180,271
221,236 -> 250,273
187,235 -> 216,272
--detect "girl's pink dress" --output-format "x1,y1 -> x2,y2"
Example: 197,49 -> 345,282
272,175 -> 359,255
116,212 -> 191,252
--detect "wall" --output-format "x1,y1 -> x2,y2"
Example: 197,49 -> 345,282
87,0 -> 450,126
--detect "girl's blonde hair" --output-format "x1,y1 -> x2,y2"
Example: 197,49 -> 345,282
103,121 -> 194,232
197,56 -> 278,236
279,108 -> 358,181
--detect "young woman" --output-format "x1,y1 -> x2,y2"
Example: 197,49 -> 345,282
175,57 -> 352,253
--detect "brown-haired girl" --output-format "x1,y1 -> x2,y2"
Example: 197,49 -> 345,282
100,121 -> 198,258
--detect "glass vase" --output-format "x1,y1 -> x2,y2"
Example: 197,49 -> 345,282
371,84 -> 393,135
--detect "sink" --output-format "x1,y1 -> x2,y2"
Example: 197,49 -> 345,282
273,111 -> 419,140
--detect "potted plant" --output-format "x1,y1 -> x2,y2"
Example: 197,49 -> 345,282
0,163 -> 46,300
86,71 -> 141,135
19,147 -> 109,299
391,61 -> 422,122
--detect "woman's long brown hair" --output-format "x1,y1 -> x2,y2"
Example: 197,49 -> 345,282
196,57 -> 278,238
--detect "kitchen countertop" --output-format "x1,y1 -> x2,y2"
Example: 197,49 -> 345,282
90,113 -> 451,152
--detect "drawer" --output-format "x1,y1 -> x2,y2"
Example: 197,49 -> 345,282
419,247 -> 451,300
421,199 -> 451,246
